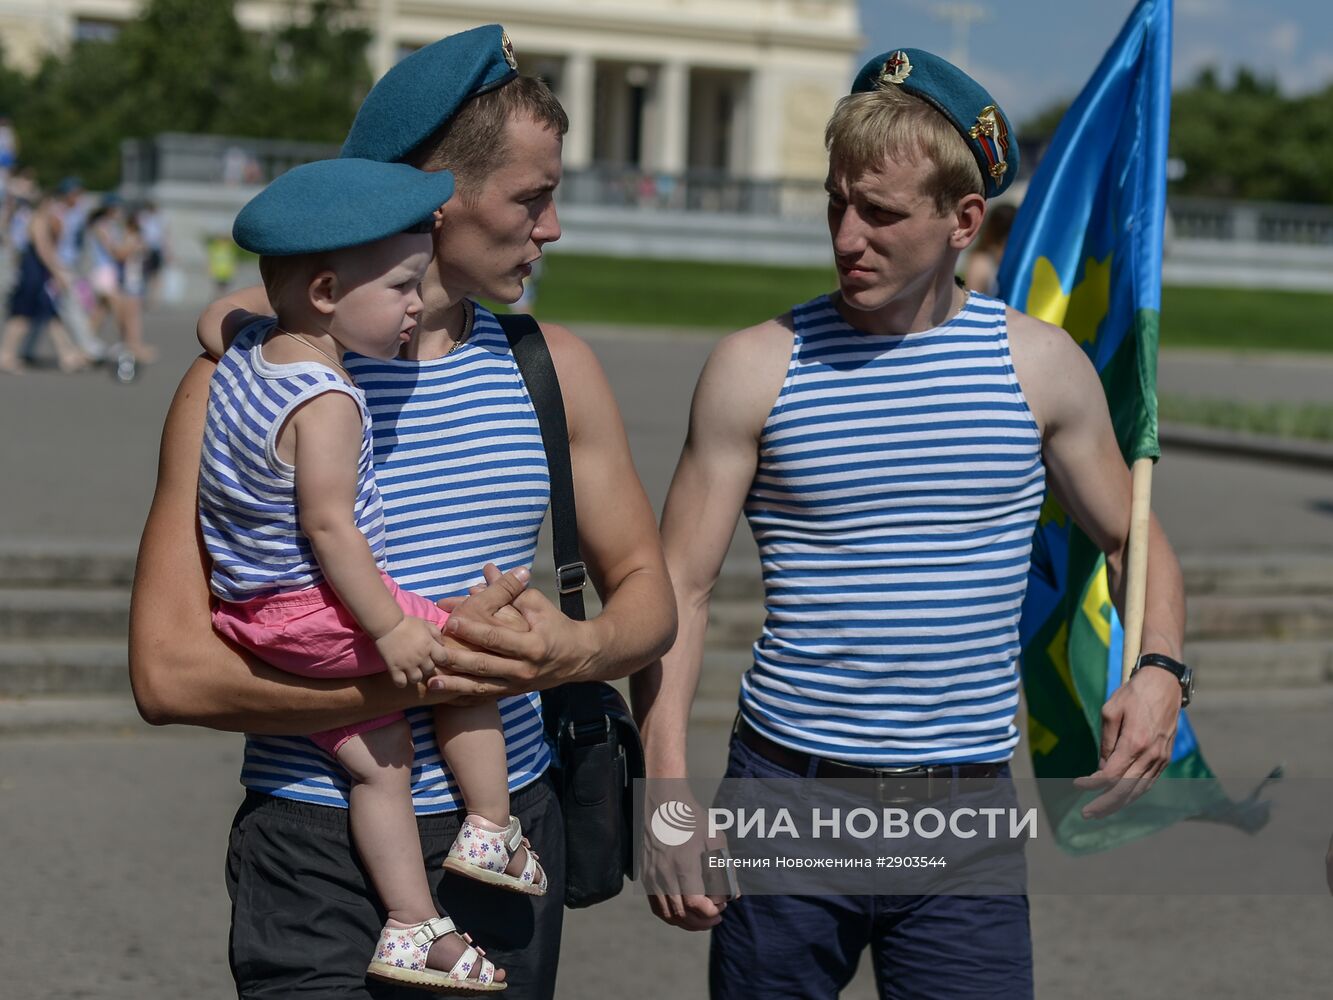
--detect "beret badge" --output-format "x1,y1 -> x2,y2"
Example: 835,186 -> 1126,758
969,104 -> 1010,181
501,31 -> 518,71
878,50 -> 913,86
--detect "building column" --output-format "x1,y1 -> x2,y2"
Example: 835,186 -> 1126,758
748,65 -> 781,180
655,60 -> 688,174
562,52 -> 595,170
371,0 -> 399,79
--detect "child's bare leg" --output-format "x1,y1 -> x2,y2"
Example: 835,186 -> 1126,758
435,701 -> 541,882
338,722 -> 506,984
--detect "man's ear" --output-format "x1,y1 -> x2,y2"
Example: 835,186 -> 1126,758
949,193 -> 987,250
308,270 -> 338,316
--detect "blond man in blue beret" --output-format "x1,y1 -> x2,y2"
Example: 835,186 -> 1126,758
635,48 -> 1189,999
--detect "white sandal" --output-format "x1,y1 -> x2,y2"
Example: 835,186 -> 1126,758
442,814 -> 549,896
366,916 -> 505,993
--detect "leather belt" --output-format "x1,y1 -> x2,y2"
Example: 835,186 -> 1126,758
736,718 -> 1002,804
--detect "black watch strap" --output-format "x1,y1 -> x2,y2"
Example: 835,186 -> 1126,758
1133,653 -> 1192,705
1135,653 -> 1185,677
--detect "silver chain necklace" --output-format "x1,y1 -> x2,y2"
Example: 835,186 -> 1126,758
276,328 -> 349,378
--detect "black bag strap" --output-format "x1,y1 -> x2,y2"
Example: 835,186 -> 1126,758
497,312 -> 586,621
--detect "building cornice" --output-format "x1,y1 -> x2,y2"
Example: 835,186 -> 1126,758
393,1 -> 862,56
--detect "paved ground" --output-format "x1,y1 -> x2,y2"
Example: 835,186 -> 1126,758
3,302 -> 1332,997
2,306 -> 1331,559
2,687 -> 1331,999
1155,348 -> 1333,406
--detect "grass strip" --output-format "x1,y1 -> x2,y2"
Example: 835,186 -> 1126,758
1159,396 -> 1333,442
514,255 -> 1333,353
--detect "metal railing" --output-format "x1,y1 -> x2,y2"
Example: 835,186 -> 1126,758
1168,196 -> 1333,246
123,135 -> 1333,247
121,133 -> 340,189
559,167 -> 827,219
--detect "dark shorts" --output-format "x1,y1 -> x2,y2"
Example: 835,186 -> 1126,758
709,737 -> 1033,1000
226,775 -> 565,999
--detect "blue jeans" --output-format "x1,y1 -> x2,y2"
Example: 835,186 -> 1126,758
709,736 -> 1033,999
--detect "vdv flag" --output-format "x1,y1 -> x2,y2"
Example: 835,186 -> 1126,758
996,0 -> 1274,853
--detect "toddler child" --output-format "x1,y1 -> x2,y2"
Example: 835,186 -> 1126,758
199,158 -> 547,994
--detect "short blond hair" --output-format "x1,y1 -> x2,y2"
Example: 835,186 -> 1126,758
825,87 -> 983,215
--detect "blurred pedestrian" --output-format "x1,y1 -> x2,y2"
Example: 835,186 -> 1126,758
136,200 -> 167,305
86,198 -> 125,330
963,201 -> 1016,297
0,188 -> 92,373
116,212 -> 155,363
207,234 -> 237,295
513,255 -> 543,314
0,116 -> 17,208
48,176 -> 106,362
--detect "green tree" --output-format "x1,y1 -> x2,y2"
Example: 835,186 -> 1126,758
118,0 -> 255,137
1018,100 -> 1071,147
230,0 -> 373,143
13,41 -> 135,188
1022,67 -> 1333,204
7,0 -> 371,189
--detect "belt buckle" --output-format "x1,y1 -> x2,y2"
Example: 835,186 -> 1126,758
874,765 -> 934,805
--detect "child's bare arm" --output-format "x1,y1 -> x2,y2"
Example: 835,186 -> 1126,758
196,284 -> 273,358
291,391 -> 445,685
130,359 -> 512,735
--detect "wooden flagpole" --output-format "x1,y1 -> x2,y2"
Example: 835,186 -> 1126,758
1119,456 -> 1154,683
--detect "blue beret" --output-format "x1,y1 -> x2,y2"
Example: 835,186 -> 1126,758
851,49 -> 1018,198
341,24 -> 519,163
232,158 -> 454,256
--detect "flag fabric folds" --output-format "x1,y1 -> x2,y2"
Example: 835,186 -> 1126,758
995,0 -> 1272,853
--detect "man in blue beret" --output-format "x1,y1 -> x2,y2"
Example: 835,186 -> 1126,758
130,23 -> 677,1000
635,49 -> 1189,998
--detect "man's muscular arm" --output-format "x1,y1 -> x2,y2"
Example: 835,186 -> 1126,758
632,320 -> 791,778
1009,310 -> 1186,816
441,323 -> 677,688
631,318 -> 793,930
128,357 -> 513,732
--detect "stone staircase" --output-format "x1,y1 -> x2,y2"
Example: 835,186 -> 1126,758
2,544 -> 1331,716
0,544 -> 137,698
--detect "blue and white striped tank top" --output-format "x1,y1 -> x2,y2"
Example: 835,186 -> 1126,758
240,303 -> 553,813
739,292 -> 1046,765
199,318 -> 386,602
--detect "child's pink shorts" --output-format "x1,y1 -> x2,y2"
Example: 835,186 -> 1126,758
213,571 -> 449,755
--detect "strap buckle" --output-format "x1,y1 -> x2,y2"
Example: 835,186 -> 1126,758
556,561 -> 587,594
410,916 -> 456,948
566,715 -> 610,747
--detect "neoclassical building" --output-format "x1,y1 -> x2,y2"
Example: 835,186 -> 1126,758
0,0 -> 862,182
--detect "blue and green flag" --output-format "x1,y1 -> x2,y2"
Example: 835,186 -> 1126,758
996,0 -> 1273,853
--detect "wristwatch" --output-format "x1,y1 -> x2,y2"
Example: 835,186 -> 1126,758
1131,652 -> 1194,707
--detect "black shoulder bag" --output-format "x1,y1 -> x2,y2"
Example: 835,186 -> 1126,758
498,312 -> 643,909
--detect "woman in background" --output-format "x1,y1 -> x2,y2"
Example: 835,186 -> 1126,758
0,189 -> 92,373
